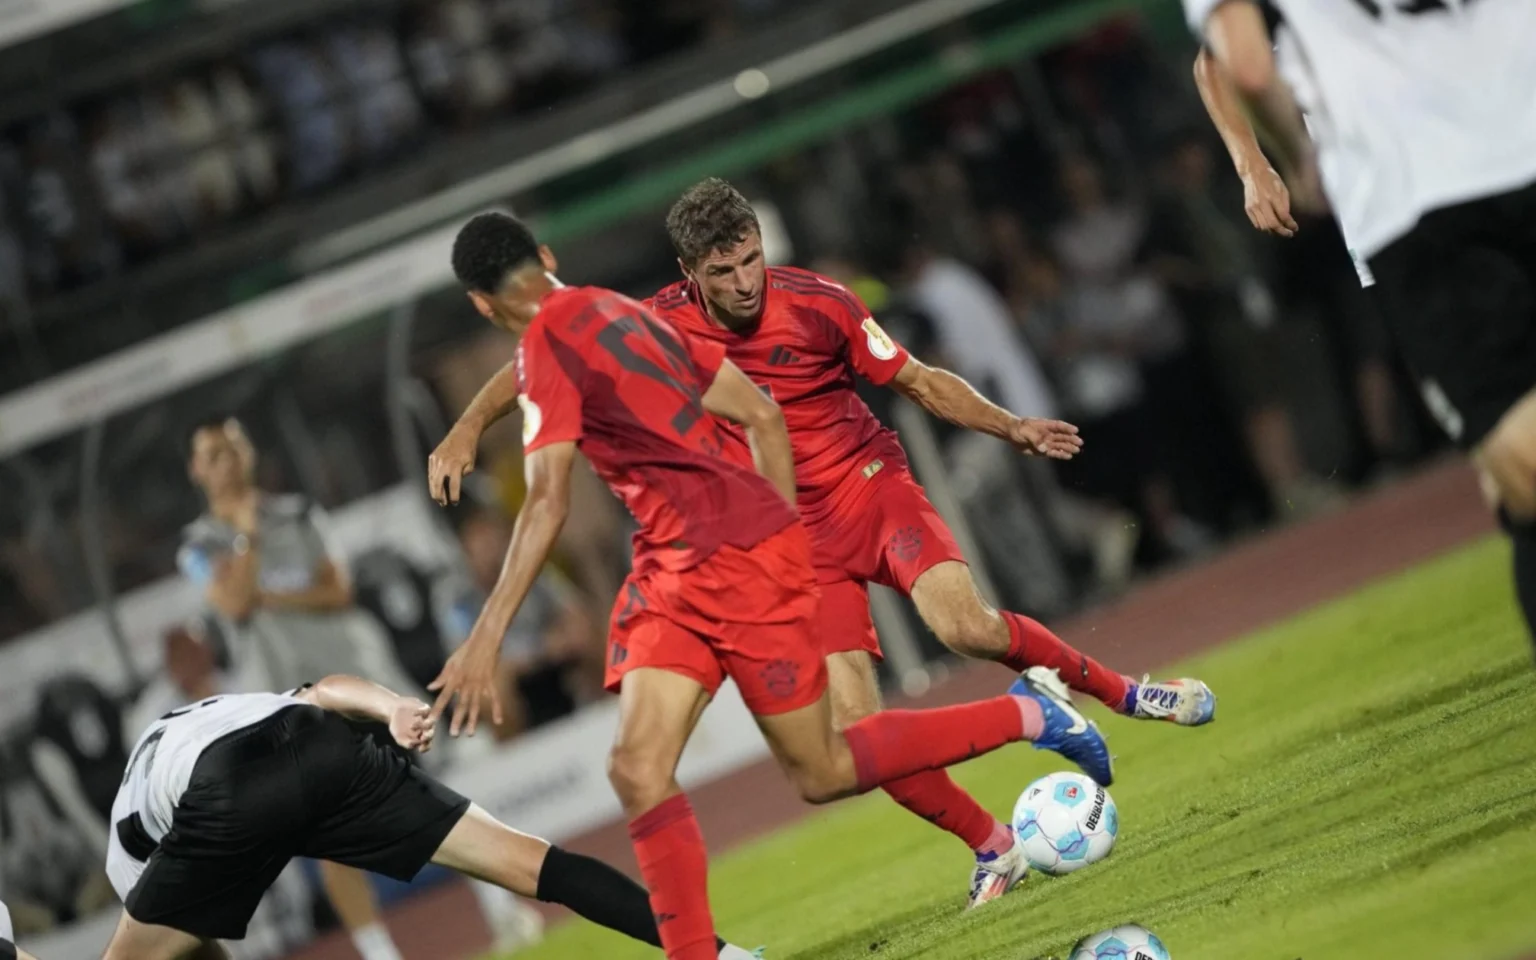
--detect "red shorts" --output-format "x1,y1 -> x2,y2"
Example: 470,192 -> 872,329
805,471 -> 965,660
603,523 -> 829,715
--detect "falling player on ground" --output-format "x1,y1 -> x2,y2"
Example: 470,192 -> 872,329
430,183 -> 1216,908
99,675 -> 762,960
429,212 -> 1113,960
1187,0 -> 1536,644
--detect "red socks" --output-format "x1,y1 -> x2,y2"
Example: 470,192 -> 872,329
1002,612 -> 1131,711
844,696 -> 1037,794
882,771 -> 1006,853
627,794 -> 716,960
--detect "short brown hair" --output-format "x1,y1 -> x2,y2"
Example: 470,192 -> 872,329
666,178 -> 760,265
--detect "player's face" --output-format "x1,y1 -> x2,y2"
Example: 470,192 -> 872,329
189,422 -> 254,496
688,233 -> 766,325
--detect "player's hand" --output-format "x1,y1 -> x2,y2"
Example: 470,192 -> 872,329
428,426 -> 479,506
1241,164 -> 1299,237
1008,417 -> 1083,460
388,698 -> 436,753
427,634 -> 504,737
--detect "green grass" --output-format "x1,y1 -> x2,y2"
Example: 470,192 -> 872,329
510,539 -> 1536,960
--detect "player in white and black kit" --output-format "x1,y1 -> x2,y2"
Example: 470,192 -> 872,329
1187,0 -> 1536,643
1,898 -> 39,960
102,675 -> 760,960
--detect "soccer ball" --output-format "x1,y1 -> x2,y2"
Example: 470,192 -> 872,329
1011,771 -> 1117,875
1069,925 -> 1171,960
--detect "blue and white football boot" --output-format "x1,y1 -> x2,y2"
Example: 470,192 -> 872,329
1008,666 -> 1114,786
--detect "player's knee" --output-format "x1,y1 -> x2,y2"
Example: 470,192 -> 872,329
606,744 -> 674,813
930,606 -> 1007,660
780,739 -> 859,805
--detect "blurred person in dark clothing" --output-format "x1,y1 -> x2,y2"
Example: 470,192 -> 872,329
1146,130 -> 1346,522
1048,153 -> 1215,560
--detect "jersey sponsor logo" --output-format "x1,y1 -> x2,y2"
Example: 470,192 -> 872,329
862,317 -> 898,361
519,395 -> 543,447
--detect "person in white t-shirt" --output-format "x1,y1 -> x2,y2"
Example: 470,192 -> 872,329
1186,0 -> 1536,644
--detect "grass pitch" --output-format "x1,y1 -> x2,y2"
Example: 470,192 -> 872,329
511,539 -> 1536,959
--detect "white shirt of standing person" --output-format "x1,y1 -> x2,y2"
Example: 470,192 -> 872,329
1184,0 -> 1536,264
910,256 -> 1059,422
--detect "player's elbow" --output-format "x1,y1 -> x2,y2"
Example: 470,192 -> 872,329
1226,55 -> 1276,98
743,396 -> 786,433
524,484 -> 572,526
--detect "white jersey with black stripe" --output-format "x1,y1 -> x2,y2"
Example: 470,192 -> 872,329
1186,0 -> 1536,259
105,691 -> 307,901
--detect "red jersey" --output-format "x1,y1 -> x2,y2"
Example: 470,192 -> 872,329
517,286 -> 796,573
648,266 -> 912,522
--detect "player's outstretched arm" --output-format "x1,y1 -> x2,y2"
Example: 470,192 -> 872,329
890,357 -> 1084,460
297,675 -> 435,751
429,360 -> 522,505
1194,47 -> 1298,237
1200,1 -> 1322,216
430,441 -> 576,736
701,359 -> 796,505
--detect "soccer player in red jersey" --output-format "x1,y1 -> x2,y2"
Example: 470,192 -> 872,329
648,180 -> 1216,899
428,213 -> 1113,960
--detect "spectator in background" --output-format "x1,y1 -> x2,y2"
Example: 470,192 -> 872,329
447,506 -> 604,741
901,240 -> 1058,424
176,416 -> 412,960
1147,131 -> 1346,521
1049,151 -> 1215,560
125,619 -> 226,737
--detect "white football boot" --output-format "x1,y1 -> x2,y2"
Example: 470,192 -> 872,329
966,839 -> 1029,909
1125,676 -> 1216,726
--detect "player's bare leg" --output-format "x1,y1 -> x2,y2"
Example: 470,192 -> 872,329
99,911 -> 226,960
908,561 -> 1215,725
315,862 -> 402,960
1474,386 -> 1536,643
824,651 -> 1023,908
607,668 -> 718,960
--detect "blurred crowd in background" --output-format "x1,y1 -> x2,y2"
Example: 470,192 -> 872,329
0,0 -> 794,299
0,5 -> 1450,943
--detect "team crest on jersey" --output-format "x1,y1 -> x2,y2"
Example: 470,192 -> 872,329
862,317 -> 898,361
519,395 -> 543,447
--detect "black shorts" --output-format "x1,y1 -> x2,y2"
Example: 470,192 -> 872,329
1369,178 -> 1536,450
125,705 -> 469,941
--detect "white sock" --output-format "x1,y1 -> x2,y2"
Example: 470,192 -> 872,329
350,922 -> 405,960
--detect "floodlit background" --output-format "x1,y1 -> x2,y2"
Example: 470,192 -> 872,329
3,1 -> 1521,959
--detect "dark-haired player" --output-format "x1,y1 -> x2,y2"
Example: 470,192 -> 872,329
1187,0 -> 1536,645
428,211 -> 1113,960
100,674 -> 762,960
431,185 -> 1215,909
